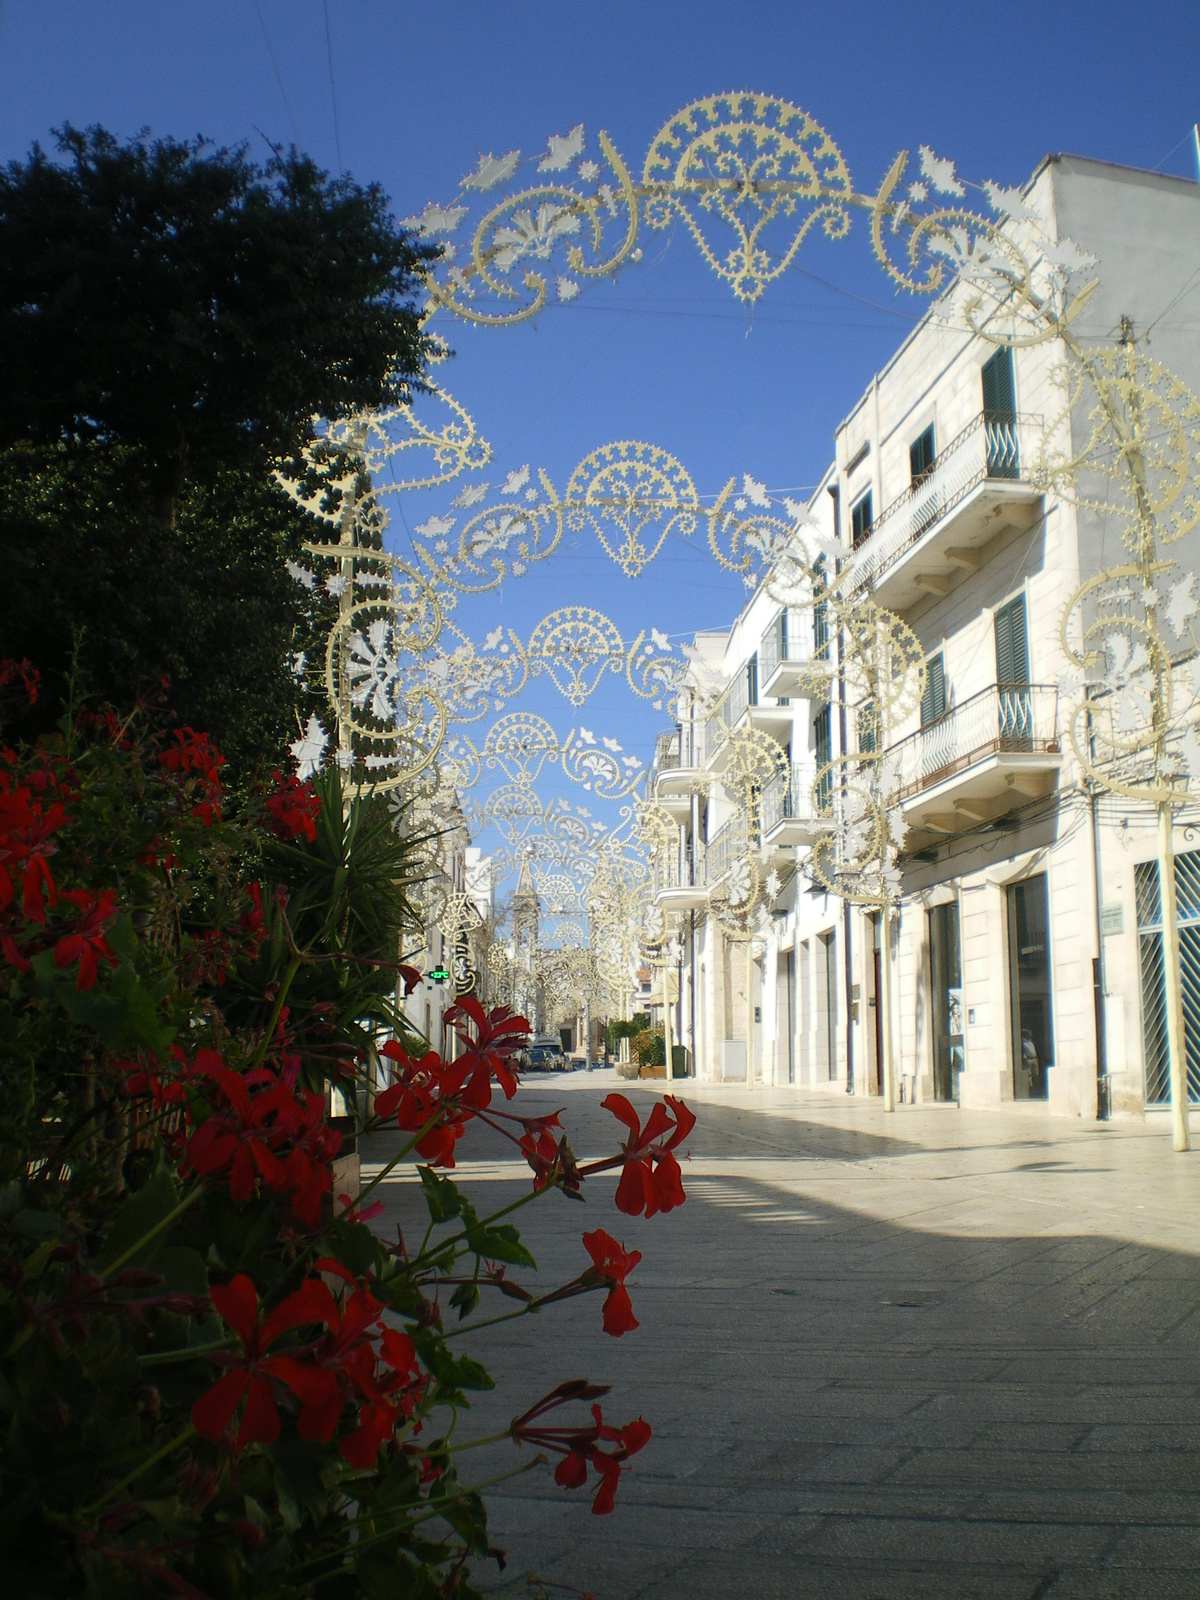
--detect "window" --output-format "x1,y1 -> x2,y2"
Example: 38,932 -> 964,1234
856,699 -> 878,755
982,346 -> 1016,423
813,597 -> 829,661
995,595 -> 1031,740
814,705 -> 832,809
920,652 -> 946,726
994,595 -> 1029,686
909,424 -> 936,488
746,654 -> 758,707
982,348 -> 1018,478
850,491 -> 873,548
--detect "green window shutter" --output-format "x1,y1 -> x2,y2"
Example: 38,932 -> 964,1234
851,491 -> 873,546
857,700 -> 878,754
982,347 -> 1016,422
815,706 -> 831,766
921,653 -> 946,725
747,654 -> 758,706
910,425 -> 936,486
994,596 -> 1029,685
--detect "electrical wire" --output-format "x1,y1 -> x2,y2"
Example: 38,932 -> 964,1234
321,0 -> 343,173
251,0 -> 299,145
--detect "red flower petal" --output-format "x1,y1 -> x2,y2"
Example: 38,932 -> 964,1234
554,1449 -> 588,1489
601,1285 -> 638,1337
236,1374 -> 280,1447
600,1092 -> 641,1137
209,1274 -> 262,1350
190,1369 -> 248,1440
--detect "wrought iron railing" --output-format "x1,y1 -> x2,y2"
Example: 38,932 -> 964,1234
702,818 -> 752,886
759,608 -> 828,683
887,683 -> 1059,801
651,722 -> 703,781
704,672 -> 753,757
760,760 -> 823,834
653,841 -> 703,896
847,412 -> 1042,593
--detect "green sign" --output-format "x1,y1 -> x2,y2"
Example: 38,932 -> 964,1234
428,965 -> 451,984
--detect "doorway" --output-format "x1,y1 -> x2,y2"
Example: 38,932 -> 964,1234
1007,874 -> 1053,1099
871,913 -> 883,1093
928,900 -> 964,1101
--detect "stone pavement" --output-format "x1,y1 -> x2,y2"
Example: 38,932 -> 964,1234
362,1071 -> 1200,1599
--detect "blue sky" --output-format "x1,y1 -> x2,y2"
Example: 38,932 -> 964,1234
3,0 -> 1198,895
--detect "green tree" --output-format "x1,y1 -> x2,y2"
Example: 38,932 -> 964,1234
0,126 -> 435,776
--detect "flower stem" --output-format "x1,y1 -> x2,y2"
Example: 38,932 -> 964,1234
102,1184 -> 204,1279
81,1423 -> 195,1516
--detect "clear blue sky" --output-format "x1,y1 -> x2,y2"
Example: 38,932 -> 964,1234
3,1 -> 1198,889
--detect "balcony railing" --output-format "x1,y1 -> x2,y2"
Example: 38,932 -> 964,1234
759,608 -> 829,683
760,760 -> 823,834
704,672 -> 753,757
650,722 -> 703,781
848,412 -> 1042,593
702,818 -> 753,886
652,843 -> 703,896
888,683 -> 1060,802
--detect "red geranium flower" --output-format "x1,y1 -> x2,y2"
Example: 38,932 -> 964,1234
186,1052 -> 297,1202
191,1275 -> 338,1449
52,888 -> 119,989
582,1228 -> 642,1337
511,1382 -> 651,1515
264,771 -> 321,842
601,1092 -> 696,1218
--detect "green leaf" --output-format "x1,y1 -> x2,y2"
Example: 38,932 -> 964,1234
96,1167 -> 178,1270
417,1165 -> 462,1225
10,1210 -> 61,1242
463,1224 -> 536,1270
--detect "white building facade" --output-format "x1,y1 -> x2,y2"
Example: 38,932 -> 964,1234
650,154 -> 1200,1123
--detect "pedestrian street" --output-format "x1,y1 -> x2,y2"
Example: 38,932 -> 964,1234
365,1074 -> 1200,1599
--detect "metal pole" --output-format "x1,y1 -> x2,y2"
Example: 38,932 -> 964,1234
745,943 -> 755,1090
880,904 -> 897,1112
1158,800 -> 1191,1151
663,966 -> 673,1083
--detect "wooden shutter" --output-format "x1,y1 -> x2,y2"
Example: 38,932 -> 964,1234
815,706 -> 831,766
994,596 -> 1029,685
982,348 -> 1016,421
920,653 -> 946,725
910,425 -> 936,486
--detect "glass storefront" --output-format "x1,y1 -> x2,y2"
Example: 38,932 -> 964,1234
1007,873 -> 1053,1099
928,900 -> 963,1101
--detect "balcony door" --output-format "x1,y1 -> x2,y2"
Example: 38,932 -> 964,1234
982,347 -> 1019,478
994,595 -> 1031,742
909,424 -> 939,533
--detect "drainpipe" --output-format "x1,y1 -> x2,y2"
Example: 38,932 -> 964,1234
1089,774 -> 1110,1120
828,481 -> 855,1094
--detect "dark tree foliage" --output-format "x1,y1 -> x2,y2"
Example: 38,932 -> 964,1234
0,127 -> 435,778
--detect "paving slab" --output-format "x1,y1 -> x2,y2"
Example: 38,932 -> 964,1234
364,1069 -> 1200,1598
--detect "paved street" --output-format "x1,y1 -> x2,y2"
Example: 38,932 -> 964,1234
364,1073 -> 1200,1600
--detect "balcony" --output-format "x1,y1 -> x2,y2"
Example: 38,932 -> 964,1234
650,724 -> 705,817
847,413 -> 1043,612
759,761 -> 830,853
889,683 -> 1061,837
651,843 -> 708,911
702,817 -> 753,889
704,667 -> 792,771
758,608 -> 833,702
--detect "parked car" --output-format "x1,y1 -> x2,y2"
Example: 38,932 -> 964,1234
526,1035 -> 567,1071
